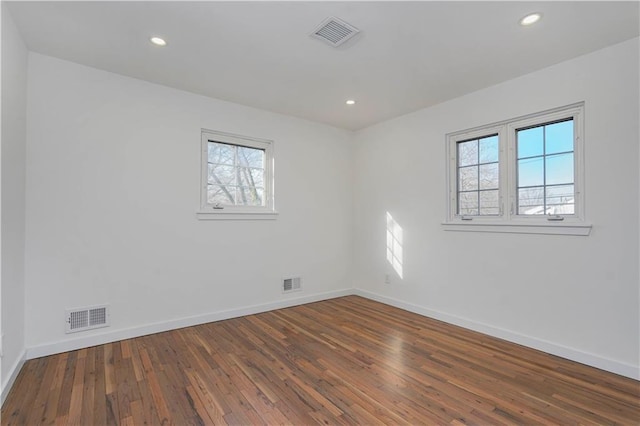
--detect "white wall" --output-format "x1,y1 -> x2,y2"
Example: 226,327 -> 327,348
1,4 -> 28,399
353,38 -> 639,378
24,53 -> 353,353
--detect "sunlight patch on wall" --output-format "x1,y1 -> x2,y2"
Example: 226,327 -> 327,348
386,212 -> 403,279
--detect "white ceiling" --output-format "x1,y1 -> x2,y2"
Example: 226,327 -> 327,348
6,1 -> 639,131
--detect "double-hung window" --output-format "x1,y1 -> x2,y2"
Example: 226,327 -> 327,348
445,103 -> 590,235
198,129 -> 276,220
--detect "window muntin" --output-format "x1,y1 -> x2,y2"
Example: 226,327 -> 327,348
516,119 -> 575,215
457,134 -> 499,216
200,129 -> 274,215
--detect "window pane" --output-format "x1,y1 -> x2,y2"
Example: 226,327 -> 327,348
458,140 -> 478,167
546,120 -> 573,155
546,185 -> 575,214
238,167 -> 264,188
208,142 -> 235,165
237,146 -> 264,168
459,166 -> 478,191
479,190 -> 499,215
208,163 -> 235,185
479,163 -> 498,190
517,127 -> 543,158
518,157 -> 544,187
479,135 -> 498,163
235,186 -> 264,206
203,131 -> 273,211
546,153 -> 574,185
458,192 -> 478,215
518,187 -> 545,214
207,184 -> 235,204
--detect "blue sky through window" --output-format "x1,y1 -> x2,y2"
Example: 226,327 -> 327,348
517,119 -> 575,214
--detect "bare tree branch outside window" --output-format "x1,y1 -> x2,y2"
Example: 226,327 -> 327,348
207,142 -> 265,206
457,134 -> 499,216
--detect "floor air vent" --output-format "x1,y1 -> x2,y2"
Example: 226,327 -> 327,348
283,277 -> 302,293
66,305 -> 110,333
310,16 -> 360,47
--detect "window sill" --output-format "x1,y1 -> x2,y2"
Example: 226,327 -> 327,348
196,210 -> 278,221
442,221 -> 592,236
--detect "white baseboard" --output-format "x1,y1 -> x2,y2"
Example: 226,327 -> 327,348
1,348 -> 26,406
354,288 -> 640,380
22,287 -> 640,382
26,288 -> 353,360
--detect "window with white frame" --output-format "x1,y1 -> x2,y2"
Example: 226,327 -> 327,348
445,103 -> 590,235
198,129 -> 275,219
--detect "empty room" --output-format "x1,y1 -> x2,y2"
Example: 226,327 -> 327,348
1,1 -> 639,424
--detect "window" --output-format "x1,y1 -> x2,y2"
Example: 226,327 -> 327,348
198,129 -> 276,220
445,103 -> 590,235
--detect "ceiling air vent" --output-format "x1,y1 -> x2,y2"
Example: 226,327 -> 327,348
310,16 -> 360,47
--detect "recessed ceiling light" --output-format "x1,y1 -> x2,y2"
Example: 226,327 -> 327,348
346,100 -> 356,105
520,13 -> 541,26
150,37 -> 167,46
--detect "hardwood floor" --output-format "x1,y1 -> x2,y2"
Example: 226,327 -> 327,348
2,296 -> 639,425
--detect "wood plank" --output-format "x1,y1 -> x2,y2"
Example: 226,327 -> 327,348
66,355 -> 86,425
138,345 -> 172,424
24,352 -> 61,425
42,352 -> 69,425
79,346 -> 96,425
55,351 -> 77,422
92,345 -> 108,426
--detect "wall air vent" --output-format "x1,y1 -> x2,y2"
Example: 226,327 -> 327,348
283,277 -> 302,293
66,305 -> 110,333
310,16 -> 360,47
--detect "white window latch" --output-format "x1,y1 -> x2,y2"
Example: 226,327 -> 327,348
460,215 -> 473,221
547,215 -> 564,221
213,203 -> 224,210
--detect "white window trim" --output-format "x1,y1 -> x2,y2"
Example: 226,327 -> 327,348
197,129 -> 277,221
443,102 -> 592,236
